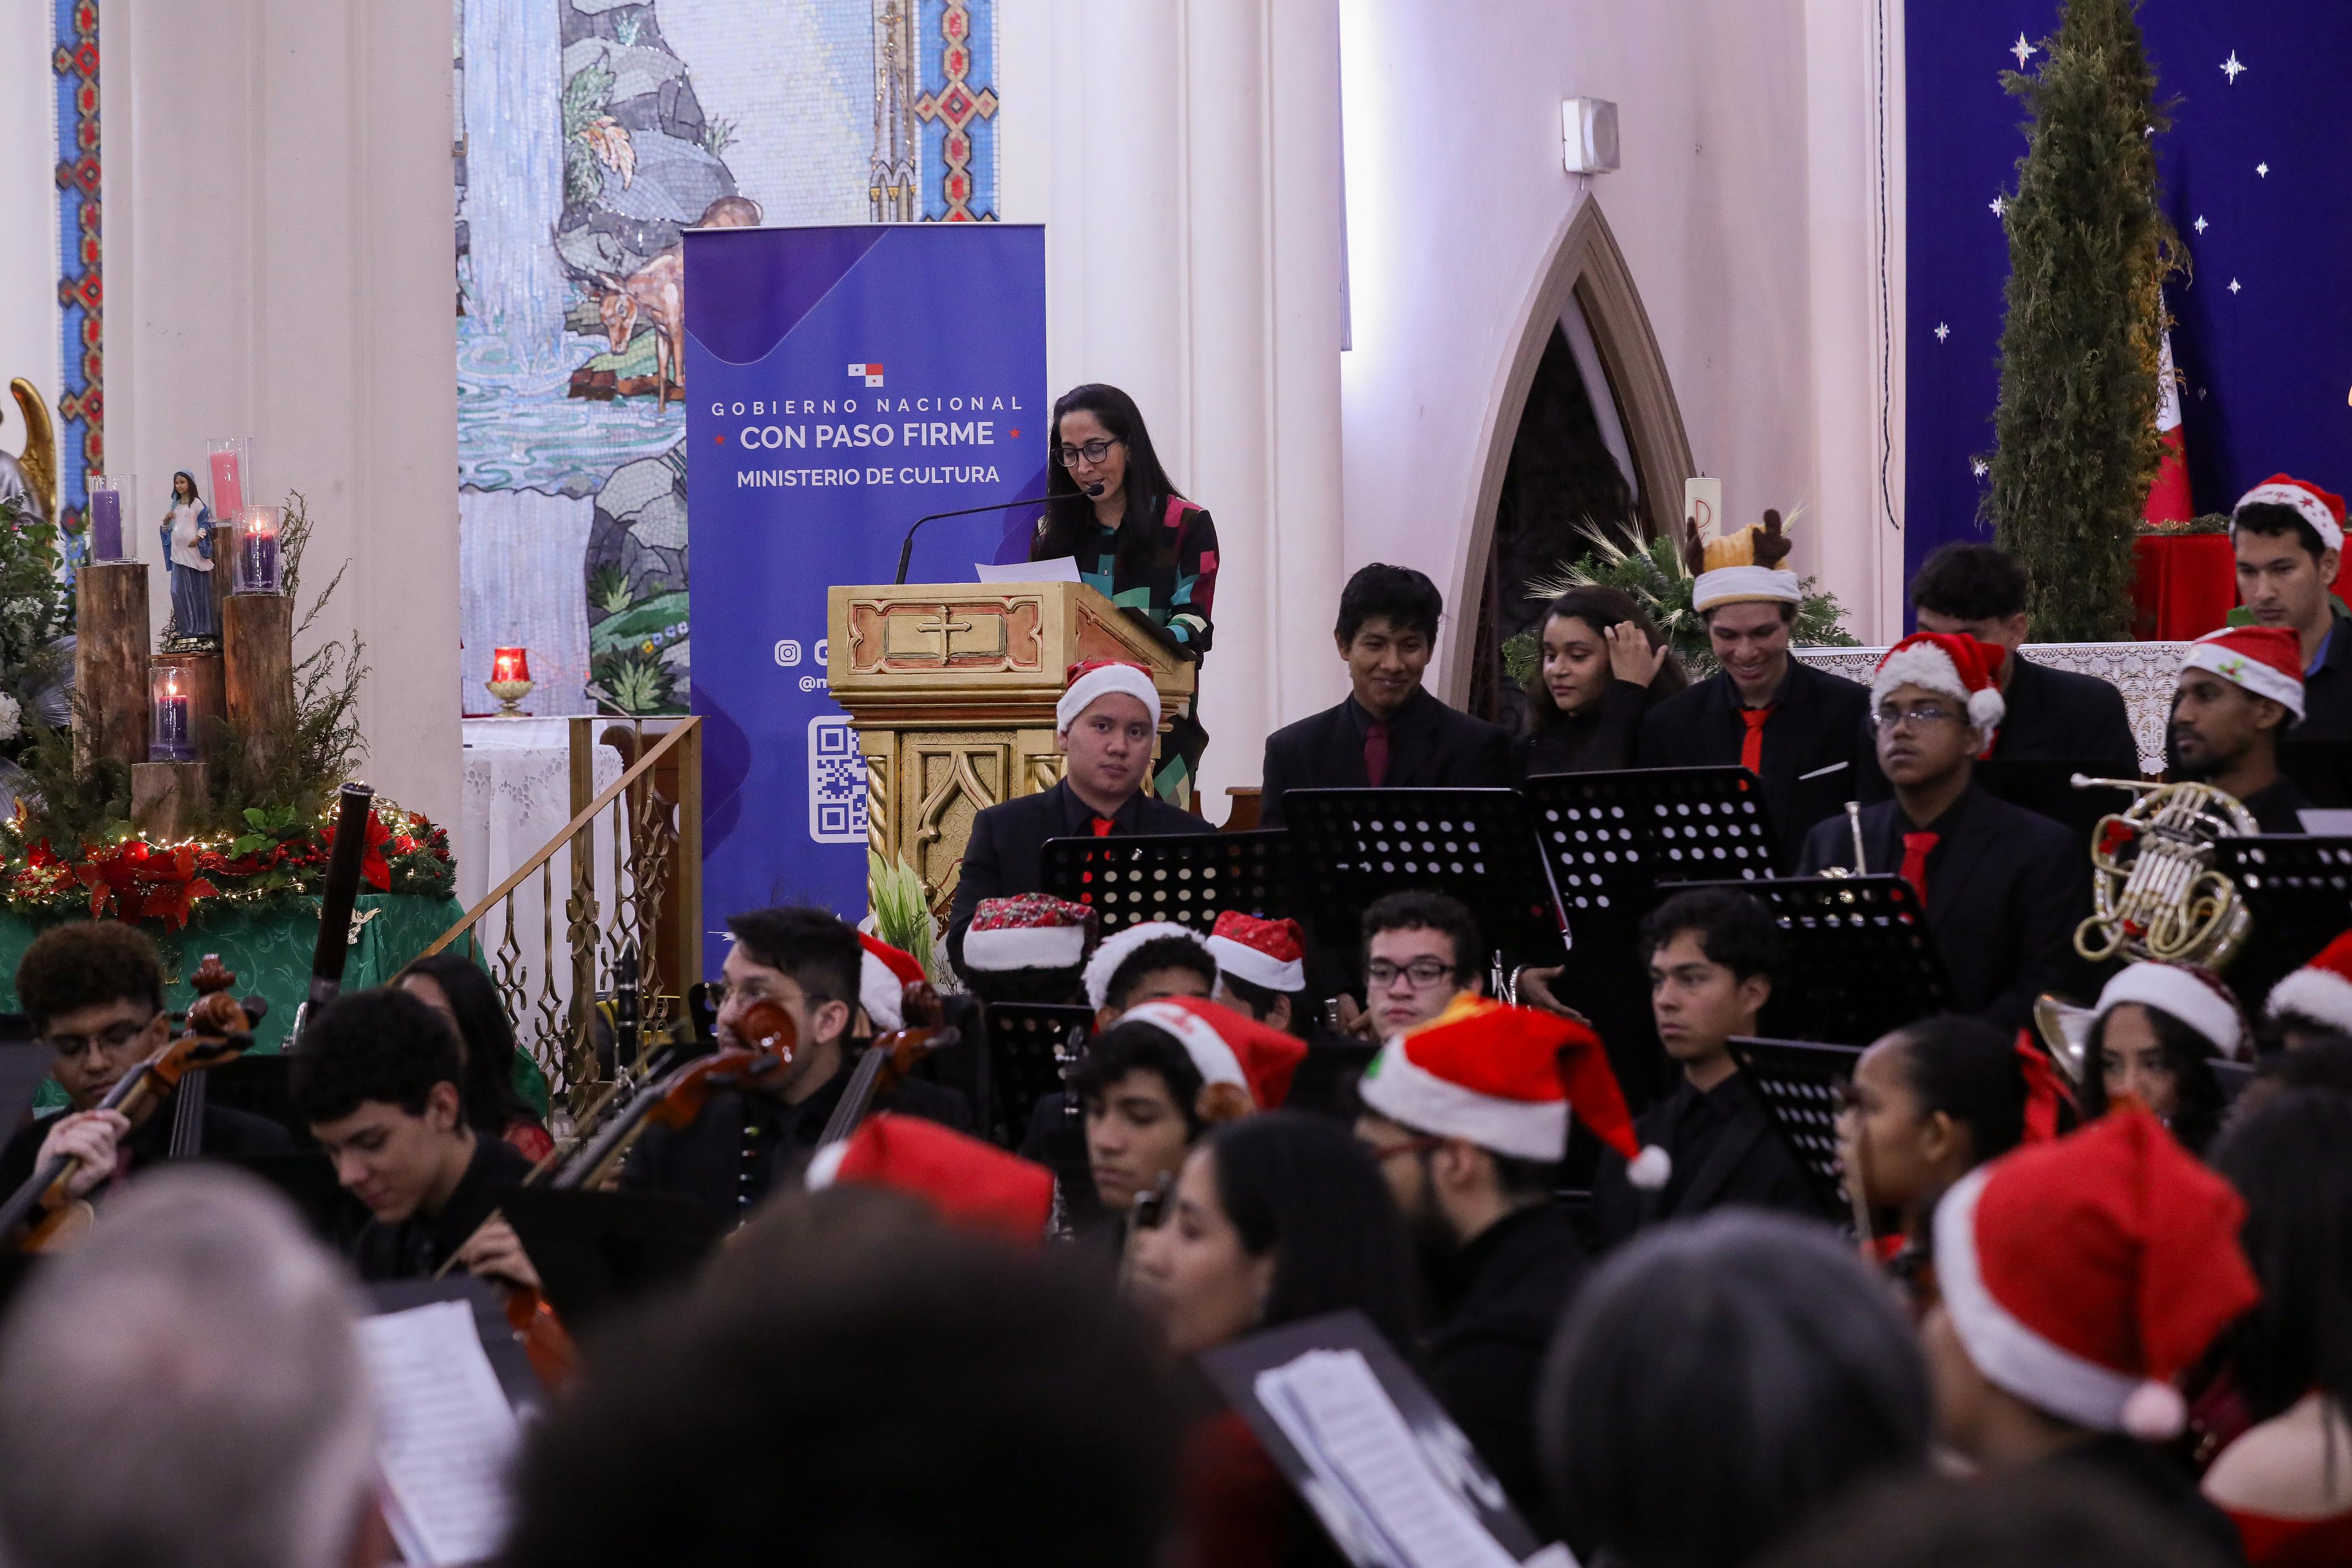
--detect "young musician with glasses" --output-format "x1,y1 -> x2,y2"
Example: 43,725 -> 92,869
1797,633 -> 2081,1032
1325,890 -> 1485,1041
1031,383 -> 1217,809
0,922 -> 287,1207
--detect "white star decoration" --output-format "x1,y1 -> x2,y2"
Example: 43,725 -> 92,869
1934,322 -> 1951,343
1990,194 -> 2008,217
1971,459 -> 1990,479
2194,215 -> 2210,235
2221,50 -> 2246,84
2012,33 -> 2036,69
2257,162 -> 2270,178
2229,278 -> 2243,294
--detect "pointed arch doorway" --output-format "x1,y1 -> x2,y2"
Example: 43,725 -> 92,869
1454,200 -> 1694,727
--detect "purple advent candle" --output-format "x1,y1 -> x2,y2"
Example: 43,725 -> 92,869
89,486 -> 122,561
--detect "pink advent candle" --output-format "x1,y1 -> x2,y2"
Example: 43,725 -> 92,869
209,449 -> 245,518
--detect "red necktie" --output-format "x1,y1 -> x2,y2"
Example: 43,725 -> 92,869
1899,831 -> 1938,909
1091,816 -> 1116,837
1738,707 -> 1774,775
1364,720 -> 1390,787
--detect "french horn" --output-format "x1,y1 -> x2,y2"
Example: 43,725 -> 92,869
2071,774 -> 2256,969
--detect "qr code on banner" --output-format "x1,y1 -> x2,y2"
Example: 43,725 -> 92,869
808,716 -> 870,844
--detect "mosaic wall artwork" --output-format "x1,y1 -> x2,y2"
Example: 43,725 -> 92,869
456,0 -> 1000,717
50,0 -> 101,545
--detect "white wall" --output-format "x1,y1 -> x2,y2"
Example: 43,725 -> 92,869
998,0 -> 1347,818
1340,0 -> 1903,704
0,0 -> 61,477
101,0 -> 461,827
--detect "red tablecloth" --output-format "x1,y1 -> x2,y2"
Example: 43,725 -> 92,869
2133,534 -> 2237,640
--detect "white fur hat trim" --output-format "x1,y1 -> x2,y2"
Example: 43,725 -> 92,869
961,923 -> 1087,973
1357,1039 -> 1568,1162
2236,483 -> 2345,552
1205,934 -> 1306,994
1873,642 -> 2007,733
1082,920 -> 1207,1012
2182,638 -> 2307,721
2095,963 -> 2245,1059
2265,967 -> 2352,1035
1692,565 -> 1801,613
1118,1000 -> 1251,1102
861,951 -> 906,1033
1057,663 -> 1161,734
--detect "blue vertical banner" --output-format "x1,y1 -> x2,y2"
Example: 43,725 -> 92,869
684,224 -> 1047,974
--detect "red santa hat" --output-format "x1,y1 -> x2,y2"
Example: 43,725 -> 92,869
963,894 -> 1096,973
2094,963 -> 2247,1060
2264,930 -> 2352,1036
1056,658 -> 1161,735
1205,911 -> 1307,994
857,933 -> 926,1034
1872,631 -> 2008,734
805,1113 -> 1055,1244
2181,625 -> 2306,721
1117,996 -> 1308,1112
1082,920 -> 1209,1012
1931,1110 -> 2259,1440
2234,473 -> 2346,554
1356,997 -> 1671,1187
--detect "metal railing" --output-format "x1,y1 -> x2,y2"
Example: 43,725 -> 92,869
426,717 -> 702,1123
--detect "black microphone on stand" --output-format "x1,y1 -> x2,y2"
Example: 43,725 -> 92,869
893,493 -> 1071,585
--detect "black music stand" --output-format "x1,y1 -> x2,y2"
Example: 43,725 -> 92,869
1731,1037 -> 1861,1222
498,1186 -> 727,1333
1683,876 -> 1951,1045
2281,742 -> 2352,811
1276,789 -> 1565,968
979,1002 -> 1092,1150
2213,837 -> 2352,1016
1520,767 -> 1778,948
1039,829 -> 1295,939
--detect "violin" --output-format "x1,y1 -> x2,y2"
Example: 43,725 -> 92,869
166,955 -> 270,1160
810,981 -> 958,1156
0,999 -> 256,1252
449,999 -> 801,1387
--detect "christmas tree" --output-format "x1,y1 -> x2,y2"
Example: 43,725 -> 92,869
1985,0 -> 2176,640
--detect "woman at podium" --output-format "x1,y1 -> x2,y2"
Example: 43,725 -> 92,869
1034,384 -> 1218,809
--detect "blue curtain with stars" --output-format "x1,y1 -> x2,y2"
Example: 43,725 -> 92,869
1905,2 -> 2352,599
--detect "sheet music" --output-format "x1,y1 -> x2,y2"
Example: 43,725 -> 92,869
354,1300 -> 521,1567
975,555 -> 1080,584
1254,1348 -> 1527,1568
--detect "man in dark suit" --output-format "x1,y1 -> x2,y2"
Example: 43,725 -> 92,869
1857,543 -> 2142,798
2166,625 -> 2313,834
1637,517 -> 1870,867
1799,633 -> 2084,1033
1587,887 -> 1819,1251
1257,564 -> 1512,828
947,659 -> 1198,976
2231,474 -> 2352,742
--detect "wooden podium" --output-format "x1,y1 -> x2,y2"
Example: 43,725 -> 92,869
827,581 -> 1197,915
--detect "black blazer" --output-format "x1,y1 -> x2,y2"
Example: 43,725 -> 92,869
1797,783 -> 2085,1032
2293,607 -> 2352,744
1258,688 -> 1514,829
1586,1071 -> 1820,1251
946,779 -> 1199,975
1858,652 -> 2142,799
1637,660 -> 1872,868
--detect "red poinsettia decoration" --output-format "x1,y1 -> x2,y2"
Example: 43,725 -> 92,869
324,808 -> 394,893
75,841 -> 219,930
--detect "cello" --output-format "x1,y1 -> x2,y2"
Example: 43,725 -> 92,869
0,989 -> 257,1251
446,999 -> 802,1387
807,981 -> 958,1159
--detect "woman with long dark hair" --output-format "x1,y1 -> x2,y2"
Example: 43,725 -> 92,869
2205,1090 -> 2352,1562
1033,384 -> 1218,809
396,952 -> 554,1162
1517,586 -> 1685,776
2074,963 -> 2245,1157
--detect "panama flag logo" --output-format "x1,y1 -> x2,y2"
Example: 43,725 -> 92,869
847,362 -> 885,387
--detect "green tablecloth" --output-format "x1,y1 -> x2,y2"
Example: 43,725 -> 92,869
2,892 -> 480,1112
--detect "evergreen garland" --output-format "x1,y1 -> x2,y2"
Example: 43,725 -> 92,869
1985,0 -> 2178,641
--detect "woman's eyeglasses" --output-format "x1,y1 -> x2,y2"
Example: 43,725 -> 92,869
1053,438 -> 1121,467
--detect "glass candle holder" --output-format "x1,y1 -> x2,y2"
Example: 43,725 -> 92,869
88,474 -> 135,564
150,665 -> 196,762
486,646 -> 534,717
206,438 -> 252,521
227,505 -> 283,594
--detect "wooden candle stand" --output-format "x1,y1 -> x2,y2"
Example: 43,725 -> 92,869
75,562 -> 150,770
129,761 -> 207,841
150,652 -> 226,758
223,592 -> 295,779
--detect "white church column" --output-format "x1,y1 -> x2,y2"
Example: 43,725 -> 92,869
101,0 -> 461,826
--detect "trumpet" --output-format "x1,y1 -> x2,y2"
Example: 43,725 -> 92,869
1819,800 -> 1870,879
2070,774 -> 2255,969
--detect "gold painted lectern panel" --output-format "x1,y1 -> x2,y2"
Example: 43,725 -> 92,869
828,581 -> 1197,916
